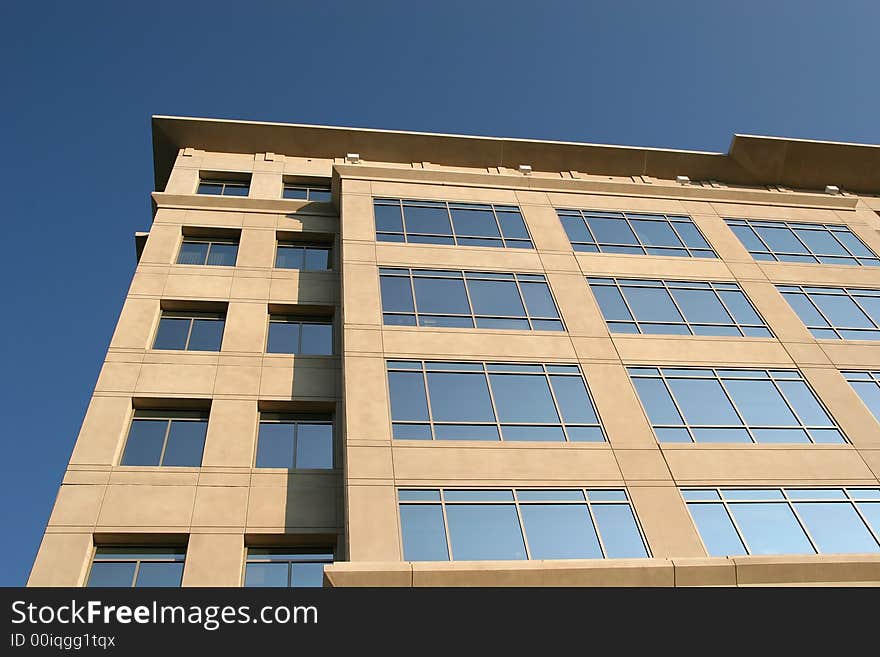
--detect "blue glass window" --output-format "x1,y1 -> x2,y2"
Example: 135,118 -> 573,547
380,268 -> 562,331
283,184 -> 331,202
387,361 -> 605,442
725,218 -> 879,266
275,242 -> 332,270
153,313 -> 224,351
87,547 -> 186,587
684,488 -> 880,556
778,285 -> 880,340
244,549 -> 334,587
375,199 -> 533,249
121,411 -> 208,467
177,239 -> 238,266
197,178 -> 250,197
843,371 -> 880,423
628,367 -> 845,444
398,488 -> 648,561
266,317 -> 333,355
589,278 -> 772,337
255,416 -> 333,469
557,209 -> 716,258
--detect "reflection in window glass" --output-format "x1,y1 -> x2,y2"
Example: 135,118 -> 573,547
177,239 -> 238,266
275,243 -> 332,270
380,268 -> 562,331
843,371 -> 880,423
778,285 -> 880,340
557,209 -> 716,258
375,199 -> 533,249
153,313 -> 225,351
628,367 -> 845,444
725,218 -> 879,266
244,549 -> 333,587
684,488 -> 880,556
588,278 -> 772,337
255,417 -> 333,469
267,318 -> 332,355
283,184 -> 331,202
87,548 -> 186,587
197,179 -> 250,196
399,489 -> 648,561
387,361 -> 605,442
121,411 -> 208,467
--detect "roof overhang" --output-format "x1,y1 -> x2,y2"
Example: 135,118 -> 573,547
151,115 -> 880,194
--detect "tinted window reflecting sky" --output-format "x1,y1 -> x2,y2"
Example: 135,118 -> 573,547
2,0 -> 879,584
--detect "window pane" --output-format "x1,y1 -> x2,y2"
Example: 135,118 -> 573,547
296,424 -> 333,469
161,420 -> 207,466
520,283 -> 558,318
446,505 -> 527,560
206,243 -> 237,266
497,212 -> 529,239
400,505 -> 449,561
404,206 -> 451,235
782,293 -> 830,327
188,319 -> 224,351
256,423 -> 295,468
813,295 -> 873,328
670,289 -> 731,324
632,378 -> 682,425
729,225 -> 766,252
520,504 -> 603,559
468,280 -> 525,317
675,223 -> 711,250
591,285 -> 632,321
308,189 -> 332,202
777,380 -> 833,426
177,242 -> 208,265
222,184 -> 249,197
723,379 -> 796,426
796,229 -> 848,256
489,374 -> 559,423
245,562 -> 289,587
549,375 -> 598,424
851,381 -> 880,420
624,287 -> 683,322
380,276 -> 414,313
291,562 -> 326,587
858,503 -> 880,535
728,503 -> 814,555
718,290 -> 762,325
87,562 -> 136,587
451,209 -> 500,238
795,502 -> 879,553
304,248 -> 330,270
756,226 -> 807,253
374,204 -> 404,233
121,420 -> 167,466
835,231 -> 875,258
267,322 -> 300,354
276,246 -> 304,269
587,217 -> 639,245
560,215 -> 593,243
591,505 -> 648,558
284,187 -> 309,200
135,562 -> 184,587
426,373 -> 495,422
300,323 -> 332,355
388,371 -> 429,421
668,378 -> 740,425
631,219 -> 682,247
198,183 -> 223,195
413,277 -> 470,314
153,318 -> 190,350
688,504 -> 747,556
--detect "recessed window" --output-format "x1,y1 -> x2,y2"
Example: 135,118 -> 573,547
725,218 -> 879,266
283,184 -> 331,202
275,242 -> 332,270
398,488 -> 649,561
197,176 -> 250,197
843,371 -> 880,423
86,547 -> 186,587
244,548 -> 334,587
153,312 -> 225,351
628,367 -> 846,444
387,361 -> 605,442
120,410 -> 208,467
557,209 -> 716,258
177,238 -> 238,266
778,284 -> 880,340
267,316 -> 332,355
374,198 -> 533,249
255,415 -> 333,469
683,488 -> 880,556
588,277 -> 772,337
379,268 -> 563,331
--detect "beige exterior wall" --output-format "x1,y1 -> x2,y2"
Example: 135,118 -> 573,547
28,126 -> 880,587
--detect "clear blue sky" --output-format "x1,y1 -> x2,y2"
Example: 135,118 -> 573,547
2,0 -> 879,586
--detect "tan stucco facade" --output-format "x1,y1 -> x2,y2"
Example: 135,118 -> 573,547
28,117 -> 880,587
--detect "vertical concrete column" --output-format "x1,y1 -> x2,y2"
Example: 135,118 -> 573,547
27,533 -> 93,586
182,533 -> 245,586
